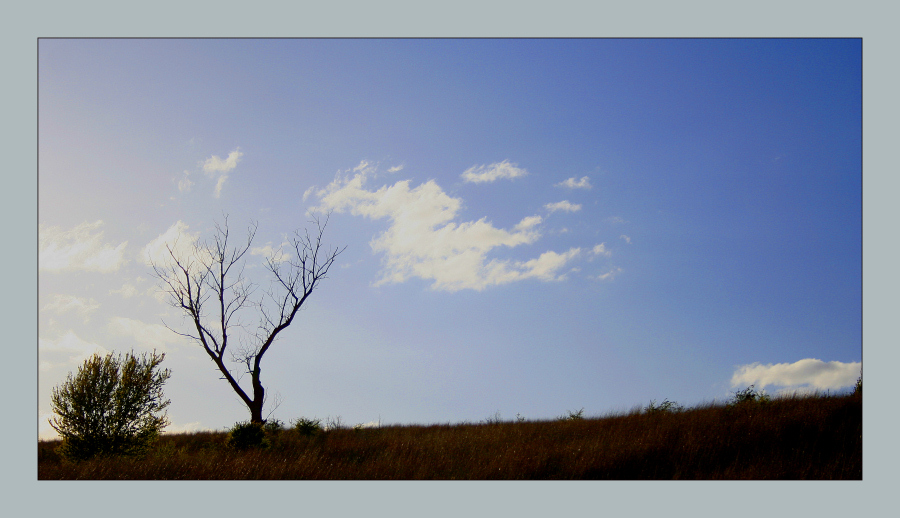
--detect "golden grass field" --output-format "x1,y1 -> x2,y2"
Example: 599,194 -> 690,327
38,391 -> 861,480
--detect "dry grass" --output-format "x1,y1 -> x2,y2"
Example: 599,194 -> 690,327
38,391 -> 861,480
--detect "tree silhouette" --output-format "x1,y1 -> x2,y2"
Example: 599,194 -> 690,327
151,214 -> 344,424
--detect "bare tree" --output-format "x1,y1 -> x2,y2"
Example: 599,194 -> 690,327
151,214 -> 345,424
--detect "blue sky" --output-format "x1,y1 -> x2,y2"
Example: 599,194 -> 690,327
38,38 -> 861,437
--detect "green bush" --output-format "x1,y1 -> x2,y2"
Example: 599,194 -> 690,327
645,399 -> 684,414
263,419 -> 285,435
226,421 -> 269,450
50,350 -> 171,461
559,408 -> 585,421
730,385 -> 771,405
292,417 -> 323,436
482,410 -> 503,425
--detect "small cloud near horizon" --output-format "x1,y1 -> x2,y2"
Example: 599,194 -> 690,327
731,358 -> 861,392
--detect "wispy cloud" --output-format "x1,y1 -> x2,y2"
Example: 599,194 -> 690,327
110,282 -> 139,298
731,359 -> 861,392
41,294 -> 100,319
555,176 -> 592,189
545,200 -> 582,213
591,243 -> 611,257
39,220 -> 128,272
591,267 -> 622,281
309,162 -> 581,291
177,170 -> 194,193
202,148 -> 243,198
141,220 -> 201,268
162,421 -> 209,435
250,242 -> 292,264
107,316 -> 183,351
203,149 -> 243,173
461,160 -> 528,184
39,331 -> 110,372
620,234 -> 632,244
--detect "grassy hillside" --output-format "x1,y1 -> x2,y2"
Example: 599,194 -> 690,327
38,391 -> 861,480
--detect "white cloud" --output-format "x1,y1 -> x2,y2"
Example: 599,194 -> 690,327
141,222 -> 214,303
545,200 -> 582,213
107,316 -> 183,350
555,176 -> 592,189
202,148 -> 243,198
177,170 -> 194,193
730,359 -> 861,391
620,234 -> 632,244
512,248 -> 583,282
591,267 -> 622,281
110,283 -> 139,298
514,215 -> 543,231
39,220 -> 128,272
39,330 -> 110,372
202,149 -> 243,173
388,165 -> 404,173
141,220 -> 201,268
251,242 -> 292,264
353,160 -> 374,173
213,176 -> 228,198
461,160 -> 528,184
309,164 -> 582,291
163,421 -> 209,435
591,243 -> 611,257
41,294 -> 100,318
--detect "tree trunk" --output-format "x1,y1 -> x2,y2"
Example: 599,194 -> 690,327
249,371 -> 265,424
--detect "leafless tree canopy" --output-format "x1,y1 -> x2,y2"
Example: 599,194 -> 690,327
151,214 -> 345,423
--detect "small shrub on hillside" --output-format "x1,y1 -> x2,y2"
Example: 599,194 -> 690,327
324,415 -> 345,431
292,417 -> 323,436
482,410 -> 503,425
263,419 -> 285,435
730,385 -> 771,405
559,408 -> 585,421
227,421 -> 268,450
645,399 -> 684,415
